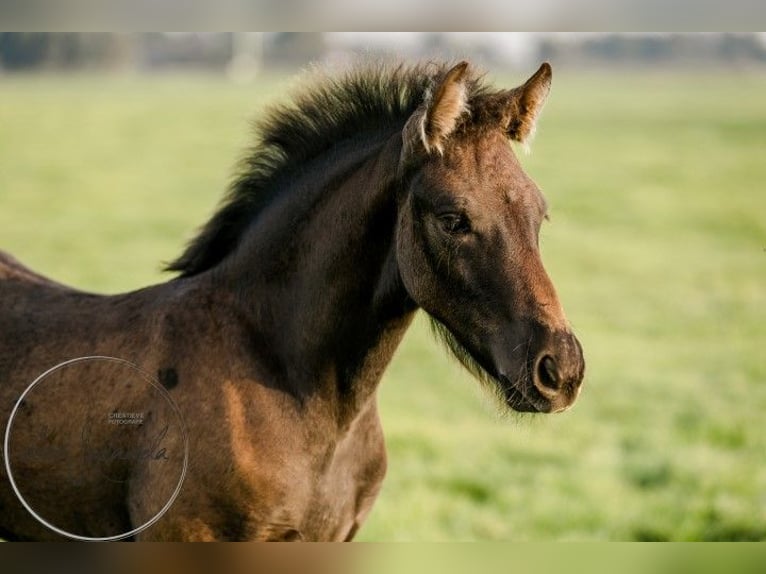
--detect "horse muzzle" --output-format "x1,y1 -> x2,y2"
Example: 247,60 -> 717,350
497,328 -> 585,414
530,331 -> 585,412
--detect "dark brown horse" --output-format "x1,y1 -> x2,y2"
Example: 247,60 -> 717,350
0,60 -> 584,541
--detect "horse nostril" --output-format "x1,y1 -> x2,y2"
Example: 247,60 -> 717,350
537,355 -> 560,391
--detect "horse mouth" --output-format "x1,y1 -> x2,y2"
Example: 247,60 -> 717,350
498,374 -> 551,413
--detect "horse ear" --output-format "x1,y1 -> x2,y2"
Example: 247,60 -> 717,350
402,61 -> 470,159
504,62 -> 552,146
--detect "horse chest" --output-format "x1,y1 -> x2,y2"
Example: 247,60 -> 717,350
301,413 -> 387,541
204,377 -> 387,541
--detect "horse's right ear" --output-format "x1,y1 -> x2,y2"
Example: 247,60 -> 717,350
401,62 -> 470,164
503,62 -> 552,147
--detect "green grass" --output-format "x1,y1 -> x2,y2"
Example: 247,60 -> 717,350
1,69 -> 765,541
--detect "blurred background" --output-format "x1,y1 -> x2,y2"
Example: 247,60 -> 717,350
0,32 -> 764,540
1,32 -> 766,75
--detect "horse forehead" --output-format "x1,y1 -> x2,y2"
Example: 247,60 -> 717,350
447,131 -> 513,165
435,135 -> 535,198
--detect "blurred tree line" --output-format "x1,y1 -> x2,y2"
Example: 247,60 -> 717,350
0,33 -> 133,70
0,33 -> 325,72
539,33 -> 766,67
1,33 -> 764,73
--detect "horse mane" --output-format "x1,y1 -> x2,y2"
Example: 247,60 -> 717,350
166,60 -> 491,277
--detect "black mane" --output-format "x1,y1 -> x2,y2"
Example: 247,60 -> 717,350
167,60 -> 489,277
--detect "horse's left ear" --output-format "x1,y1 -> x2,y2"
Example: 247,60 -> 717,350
504,62 -> 552,145
402,61 -> 470,160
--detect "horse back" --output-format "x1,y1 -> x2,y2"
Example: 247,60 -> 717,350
0,250 -> 73,290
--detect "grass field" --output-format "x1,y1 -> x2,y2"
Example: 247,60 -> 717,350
1,68 -> 765,540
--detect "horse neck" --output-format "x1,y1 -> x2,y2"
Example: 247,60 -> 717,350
214,130 -> 417,423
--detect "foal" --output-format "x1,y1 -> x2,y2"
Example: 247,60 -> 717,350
0,60 -> 584,540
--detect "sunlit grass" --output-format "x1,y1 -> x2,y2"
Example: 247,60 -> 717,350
1,69 -> 764,540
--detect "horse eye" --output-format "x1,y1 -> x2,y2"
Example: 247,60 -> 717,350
438,213 -> 469,234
